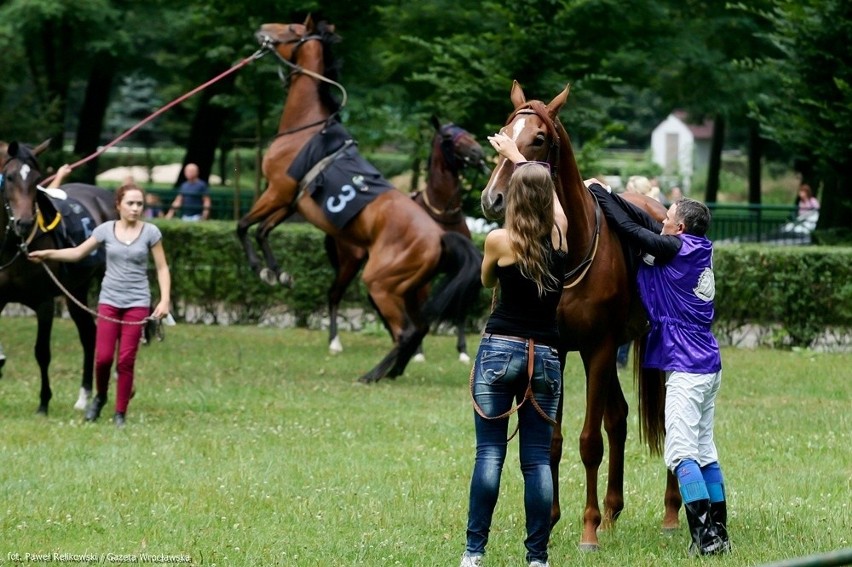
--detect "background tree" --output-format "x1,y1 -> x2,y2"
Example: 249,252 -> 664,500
751,0 -> 852,237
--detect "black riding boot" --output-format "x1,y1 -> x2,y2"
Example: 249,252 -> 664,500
710,501 -> 732,552
684,499 -> 726,556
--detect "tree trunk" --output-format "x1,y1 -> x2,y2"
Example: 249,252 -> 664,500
704,115 -> 725,203
816,160 -> 852,236
748,120 -> 762,204
177,75 -> 236,185
73,54 -> 118,184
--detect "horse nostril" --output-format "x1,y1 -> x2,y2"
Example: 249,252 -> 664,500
14,219 -> 34,237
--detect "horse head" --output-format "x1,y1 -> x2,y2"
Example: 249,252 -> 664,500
256,16 -> 343,118
480,81 -> 570,221
430,115 -> 489,178
1,139 -> 50,238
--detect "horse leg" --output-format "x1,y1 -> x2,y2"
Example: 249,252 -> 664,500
662,468 -> 682,532
256,208 -> 295,286
32,300 -> 55,415
601,364 -> 628,529
577,348 -> 611,551
67,287 -> 97,411
357,288 -> 418,383
236,190 -> 292,280
325,236 -> 367,354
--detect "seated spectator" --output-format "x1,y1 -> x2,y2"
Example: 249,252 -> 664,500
796,184 -> 819,217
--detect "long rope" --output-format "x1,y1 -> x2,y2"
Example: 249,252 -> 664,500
41,48 -> 269,185
37,260 -> 151,325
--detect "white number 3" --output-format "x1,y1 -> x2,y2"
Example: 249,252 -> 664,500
326,184 -> 356,213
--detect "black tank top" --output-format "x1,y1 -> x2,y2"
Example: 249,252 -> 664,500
484,227 -> 569,346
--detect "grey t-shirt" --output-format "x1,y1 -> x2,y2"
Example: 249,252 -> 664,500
92,221 -> 162,308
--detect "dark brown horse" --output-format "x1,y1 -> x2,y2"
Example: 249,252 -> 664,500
0,141 -> 116,414
236,18 -> 482,383
325,116 -> 489,362
480,81 -> 678,550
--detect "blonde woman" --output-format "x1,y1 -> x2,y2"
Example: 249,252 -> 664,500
459,134 -> 568,567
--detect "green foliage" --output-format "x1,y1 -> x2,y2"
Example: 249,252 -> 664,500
157,222 -> 851,349
714,245 -> 852,346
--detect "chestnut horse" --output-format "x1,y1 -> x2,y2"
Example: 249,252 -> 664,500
0,141 -> 116,414
480,81 -> 678,550
236,18 -> 482,383
325,116 -> 489,362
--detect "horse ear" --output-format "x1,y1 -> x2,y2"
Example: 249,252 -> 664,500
8,141 -> 19,158
303,13 -> 315,32
430,115 -> 441,132
33,138 -> 52,156
510,80 -> 527,109
546,84 -> 570,118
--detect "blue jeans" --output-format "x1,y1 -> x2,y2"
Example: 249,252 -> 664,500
465,336 -> 562,563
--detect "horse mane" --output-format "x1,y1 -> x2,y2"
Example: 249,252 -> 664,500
315,21 -> 343,114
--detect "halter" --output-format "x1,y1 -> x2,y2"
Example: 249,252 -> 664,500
261,29 -> 349,137
505,106 -> 602,289
417,124 -> 485,223
0,159 -> 50,271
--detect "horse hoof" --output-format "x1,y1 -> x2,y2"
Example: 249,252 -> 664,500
458,352 -> 471,364
259,268 -> 277,286
74,388 -> 92,411
578,543 -> 599,553
279,272 -> 294,287
412,353 -> 426,363
36,406 -> 48,417
661,525 -> 679,535
329,336 -> 343,354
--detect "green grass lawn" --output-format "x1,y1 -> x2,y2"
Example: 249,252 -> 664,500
0,318 -> 849,566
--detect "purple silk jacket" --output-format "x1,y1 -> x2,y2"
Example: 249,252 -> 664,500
637,234 -> 722,374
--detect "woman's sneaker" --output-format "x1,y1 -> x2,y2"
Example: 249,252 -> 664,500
459,552 -> 482,567
85,395 -> 106,422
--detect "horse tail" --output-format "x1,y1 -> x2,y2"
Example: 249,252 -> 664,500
634,334 -> 667,456
422,232 -> 483,326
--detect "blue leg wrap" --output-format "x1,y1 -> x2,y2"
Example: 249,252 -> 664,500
701,462 -> 726,503
676,459 -> 709,503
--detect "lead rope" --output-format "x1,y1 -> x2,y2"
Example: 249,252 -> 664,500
468,287 -> 558,442
36,258 -> 151,326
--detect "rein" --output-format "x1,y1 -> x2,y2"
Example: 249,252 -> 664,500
263,33 -> 350,137
468,286 -> 559,443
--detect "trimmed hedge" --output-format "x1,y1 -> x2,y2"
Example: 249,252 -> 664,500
156,221 -> 852,347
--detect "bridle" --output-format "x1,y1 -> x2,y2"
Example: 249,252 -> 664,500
260,27 -> 349,137
504,105 -> 602,289
0,158 -> 45,271
418,124 -> 485,222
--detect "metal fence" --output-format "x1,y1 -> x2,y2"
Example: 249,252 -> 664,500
153,191 -> 811,246
706,203 -> 815,245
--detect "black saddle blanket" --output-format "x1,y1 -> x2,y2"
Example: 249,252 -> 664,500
49,196 -> 105,268
287,121 -> 394,230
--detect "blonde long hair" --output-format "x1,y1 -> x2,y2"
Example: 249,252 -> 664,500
505,163 -> 559,296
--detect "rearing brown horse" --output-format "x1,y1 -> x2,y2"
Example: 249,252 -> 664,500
324,116 -> 489,362
236,18 -> 482,383
480,81 -> 679,550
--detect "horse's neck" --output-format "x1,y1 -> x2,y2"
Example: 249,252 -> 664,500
555,136 -> 596,249
278,49 -> 329,131
425,148 -> 461,207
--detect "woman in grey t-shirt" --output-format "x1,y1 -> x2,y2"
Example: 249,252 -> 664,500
29,182 -> 171,427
